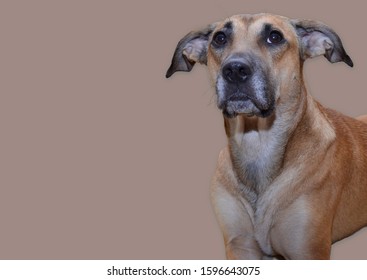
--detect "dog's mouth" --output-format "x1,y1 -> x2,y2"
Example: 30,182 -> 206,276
216,72 -> 275,118
218,91 -> 275,118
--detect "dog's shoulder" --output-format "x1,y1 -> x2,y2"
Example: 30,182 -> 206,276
321,107 -> 367,165
356,114 -> 367,124
323,107 -> 367,137
212,147 -> 234,186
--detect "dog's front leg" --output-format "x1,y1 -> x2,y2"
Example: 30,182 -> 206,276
211,178 -> 263,259
269,195 -> 333,260
211,150 -> 264,260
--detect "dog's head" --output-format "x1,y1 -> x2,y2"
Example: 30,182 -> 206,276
166,14 -> 353,118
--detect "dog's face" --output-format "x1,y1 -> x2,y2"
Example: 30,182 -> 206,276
207,14 -> 300,118
166,13 -> 353,118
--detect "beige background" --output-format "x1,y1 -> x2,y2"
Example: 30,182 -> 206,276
1,0 -> 366,259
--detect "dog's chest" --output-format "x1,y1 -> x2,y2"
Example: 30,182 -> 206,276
236,161 -> 308,257
230,128 -> 286,192
231,127 -> 293,255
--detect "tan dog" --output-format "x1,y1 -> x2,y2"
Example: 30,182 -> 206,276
166,13 -> 367,259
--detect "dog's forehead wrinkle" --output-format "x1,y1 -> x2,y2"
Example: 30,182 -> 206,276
263,23 -> 276,33
214,14 -> 292,41
224,21 -> 233,30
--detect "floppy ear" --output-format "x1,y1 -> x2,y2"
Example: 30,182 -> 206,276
165,23 -> 217,78
291,19 -> 353,67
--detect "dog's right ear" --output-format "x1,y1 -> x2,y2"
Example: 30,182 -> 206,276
165,23 -> 217,78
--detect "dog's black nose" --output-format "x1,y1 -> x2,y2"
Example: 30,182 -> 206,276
222,61 -> 252,83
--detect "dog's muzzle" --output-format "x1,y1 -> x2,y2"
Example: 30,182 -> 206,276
216,56 -> 275,118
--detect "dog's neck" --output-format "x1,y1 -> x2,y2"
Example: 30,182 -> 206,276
224,83 -> 333,195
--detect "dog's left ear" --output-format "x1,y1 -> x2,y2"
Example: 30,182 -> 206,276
291,19 -> 353,67
166,23 -> 217,78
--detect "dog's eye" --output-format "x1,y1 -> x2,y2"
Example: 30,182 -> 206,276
267,30 -> 284,44
213,32 -> 227,46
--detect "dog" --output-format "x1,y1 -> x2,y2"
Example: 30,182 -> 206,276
166,13 -> 367,259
